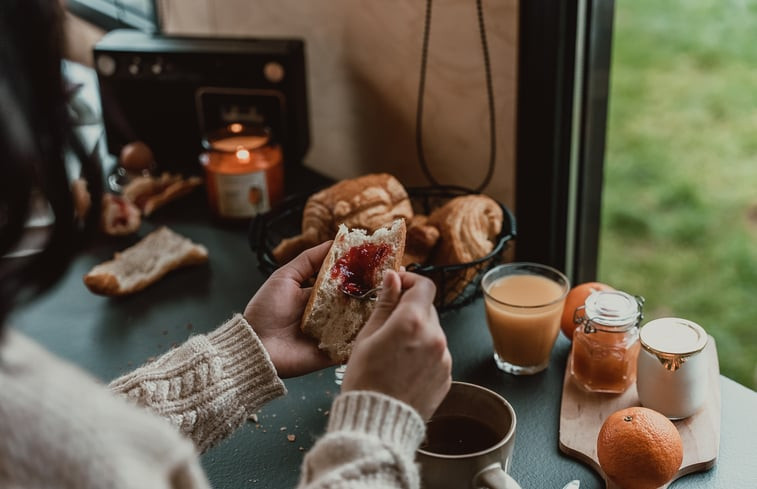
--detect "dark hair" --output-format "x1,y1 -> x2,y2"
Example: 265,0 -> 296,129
0,0 -> 103,328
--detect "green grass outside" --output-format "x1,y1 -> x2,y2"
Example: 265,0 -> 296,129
598,0 -> 757,389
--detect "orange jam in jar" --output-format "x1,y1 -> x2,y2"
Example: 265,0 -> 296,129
200,123 -> 283,220
570,290 -> 644,393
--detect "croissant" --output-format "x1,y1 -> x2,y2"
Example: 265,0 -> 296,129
272,173 -> 414,264
428,194 -> 503,303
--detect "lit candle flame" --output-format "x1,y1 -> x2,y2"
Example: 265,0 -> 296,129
236,147 -> 251,162
229,123 -> 243,133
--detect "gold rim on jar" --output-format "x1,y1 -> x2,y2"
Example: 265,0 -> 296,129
639,318 -> 708,371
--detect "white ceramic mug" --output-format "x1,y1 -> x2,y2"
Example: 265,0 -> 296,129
416,382 -> 520,489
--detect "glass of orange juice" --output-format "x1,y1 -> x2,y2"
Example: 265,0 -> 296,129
482,262 -> 570,375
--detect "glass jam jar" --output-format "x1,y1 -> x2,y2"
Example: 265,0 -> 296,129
637,317 -> 709,419
200,123 -> 283,220
570,290 -> 644,393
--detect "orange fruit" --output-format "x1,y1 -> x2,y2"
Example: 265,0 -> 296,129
597,406 -> 683,489
560,281 -> 614,341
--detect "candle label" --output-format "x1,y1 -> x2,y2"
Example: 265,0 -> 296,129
215,170 -> 270,217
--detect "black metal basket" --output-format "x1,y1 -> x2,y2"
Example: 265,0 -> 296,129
248,185 -> 517,311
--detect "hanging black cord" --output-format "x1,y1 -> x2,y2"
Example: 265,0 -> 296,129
415,0 -> 497,193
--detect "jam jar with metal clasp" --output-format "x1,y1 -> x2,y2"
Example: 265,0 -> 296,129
570,290 -> 644,393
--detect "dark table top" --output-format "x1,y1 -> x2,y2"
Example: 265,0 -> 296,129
9,190 -> 757,489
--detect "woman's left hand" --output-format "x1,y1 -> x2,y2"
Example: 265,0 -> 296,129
244,241 -> 336,378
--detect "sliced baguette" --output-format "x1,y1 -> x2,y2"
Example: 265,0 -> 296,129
301,218 -> 406,362
83,226 -> 208,296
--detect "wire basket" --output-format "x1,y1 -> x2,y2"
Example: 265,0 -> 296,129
248,185 -> 517,312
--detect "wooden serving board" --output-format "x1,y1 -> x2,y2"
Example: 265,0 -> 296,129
558,336 -> 721,489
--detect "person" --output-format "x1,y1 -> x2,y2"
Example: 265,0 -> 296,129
0,1 -> 452,488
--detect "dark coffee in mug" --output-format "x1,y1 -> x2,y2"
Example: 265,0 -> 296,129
421,414 -> 501,455
417,382 -> 519,489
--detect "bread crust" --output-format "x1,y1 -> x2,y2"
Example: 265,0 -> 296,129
83,226 -> 208,296
301,219 -> 406,362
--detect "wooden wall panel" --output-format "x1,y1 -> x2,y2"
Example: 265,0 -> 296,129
159,0 -> 518,206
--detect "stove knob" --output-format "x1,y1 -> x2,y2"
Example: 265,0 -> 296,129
96,54 -> 116,76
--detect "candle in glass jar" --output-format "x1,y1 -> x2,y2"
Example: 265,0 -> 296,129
200,124 -> 283,219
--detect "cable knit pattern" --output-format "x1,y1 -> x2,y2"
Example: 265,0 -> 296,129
108,314 -> 287,453
1,320 -> 428,489
298,391 -> 426,489
0,330 -> 213,489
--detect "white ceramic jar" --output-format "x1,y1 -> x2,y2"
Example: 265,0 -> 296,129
636,317 -> 709,420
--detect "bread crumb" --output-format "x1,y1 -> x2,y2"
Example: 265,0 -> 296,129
287,434 -> 296,442
298,446 -> 304,451
249,413 -> 259,423
280,426 -> 287,431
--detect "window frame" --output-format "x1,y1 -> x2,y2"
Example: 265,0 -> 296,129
514,0 -> 615,285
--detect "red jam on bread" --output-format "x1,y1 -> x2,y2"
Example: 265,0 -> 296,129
331,243 -> 391,296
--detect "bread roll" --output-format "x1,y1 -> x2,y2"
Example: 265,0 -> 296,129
301,218 -> 406,363
83,226 -> 208,296
273,173 -> 413,264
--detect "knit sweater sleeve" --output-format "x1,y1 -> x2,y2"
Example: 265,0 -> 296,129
108,314 -> 286,453
298,391 -> 426,489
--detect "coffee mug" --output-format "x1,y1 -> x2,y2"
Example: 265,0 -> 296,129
417,381 -> 520,489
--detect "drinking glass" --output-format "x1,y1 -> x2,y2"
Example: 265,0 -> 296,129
482,262 -> 569,375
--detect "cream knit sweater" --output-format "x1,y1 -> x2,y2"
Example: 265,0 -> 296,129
0,314 -> 425,489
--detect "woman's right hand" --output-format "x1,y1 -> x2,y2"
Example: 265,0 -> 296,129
341,270 -> 452,420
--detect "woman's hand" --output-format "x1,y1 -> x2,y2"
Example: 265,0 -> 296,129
244,241 -> 336,378
341,270 -> 452,420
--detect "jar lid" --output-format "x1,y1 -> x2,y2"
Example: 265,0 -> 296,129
640,317 -> 708,356
584,290 -> 641,328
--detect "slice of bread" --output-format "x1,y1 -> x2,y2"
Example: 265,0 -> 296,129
301,218 -> 406,362
122,173 -> 203,216
83,226 -> 208,296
